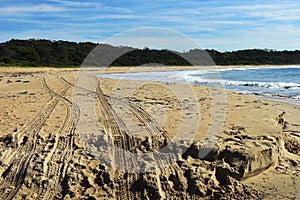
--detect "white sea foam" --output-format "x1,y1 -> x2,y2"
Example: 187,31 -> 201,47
186,77 -> 300,90
100,67 -> 300,105
292,95 -> 300,100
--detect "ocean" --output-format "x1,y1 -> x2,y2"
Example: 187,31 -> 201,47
101,66 -> 300,105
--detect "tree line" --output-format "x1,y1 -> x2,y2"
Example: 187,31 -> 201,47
0,39 -> 300,67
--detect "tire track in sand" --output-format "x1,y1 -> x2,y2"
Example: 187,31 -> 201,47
61,76 -> 171,198
95,82 -> 139,200
37,77 -> 79,200
0,77 -> 71,200
60,77 -> 169,142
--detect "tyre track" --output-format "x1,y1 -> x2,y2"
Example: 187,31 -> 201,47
37,77 -> 79,200
95,83 -> 139,200
61,76 -> 170,199
60,77 -> 169,143
0,78 -> 71,200
62,77 -> 170,163
112,99 -> 170,150
94,81 -> 170,199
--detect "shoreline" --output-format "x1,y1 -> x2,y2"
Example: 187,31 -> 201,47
0,64 -> 299,73
97,66 -> 300,107
1,65 -> 299,106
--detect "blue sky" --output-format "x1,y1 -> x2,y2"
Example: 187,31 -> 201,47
1,0 -> 300,51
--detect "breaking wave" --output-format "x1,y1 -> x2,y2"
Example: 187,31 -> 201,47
187,78 -> 300,90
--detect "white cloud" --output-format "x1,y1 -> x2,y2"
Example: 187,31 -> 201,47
0,4 -> 65,14
49,0 -> 132,13
49,0 -> 101,7
220,2 -> 300,21
221,4 -> 281,11
90,14 -> 139,20
250,9 -> 300,21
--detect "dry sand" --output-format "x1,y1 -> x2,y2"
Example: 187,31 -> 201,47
0,66 -> 299,199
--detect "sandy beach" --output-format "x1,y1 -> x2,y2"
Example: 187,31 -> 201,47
0,66 -> 299,199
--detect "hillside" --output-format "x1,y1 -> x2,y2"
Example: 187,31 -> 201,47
1,39 -> 300,67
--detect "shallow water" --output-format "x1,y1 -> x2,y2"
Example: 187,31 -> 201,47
100,66 -> 300,105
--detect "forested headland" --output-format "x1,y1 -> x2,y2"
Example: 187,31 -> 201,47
1,39 -> 300,67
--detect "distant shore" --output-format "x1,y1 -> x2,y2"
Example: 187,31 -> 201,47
1,64 -> 299,74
